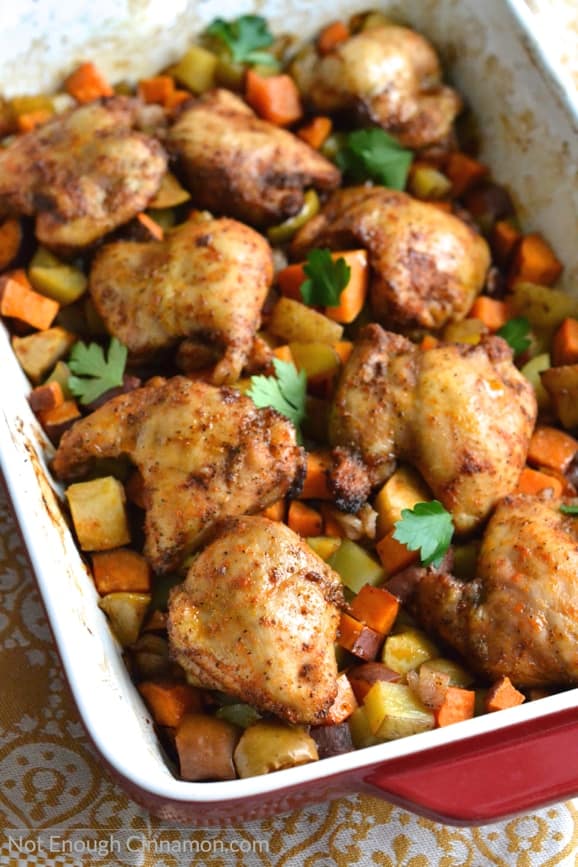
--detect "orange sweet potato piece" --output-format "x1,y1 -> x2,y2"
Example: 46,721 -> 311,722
515,466 -> 563,498
485,676 -> 525,712
337,612 -> 383,661
245,71 -> 302,126
0,272 -> 59,330
376,530 -> 419,578
317,20 -> 350,54
91,548 -> 152,594
468,297 -> 510,332
64,62 -> 113,103
300,451 -> 332,500
434,686 -> 476,727
446,152 -> 488,197
28,381 -> 64,413
287,500 -> 323,536
297,116 -> 332,149
552,318 -> 578,367
349,583 -> 400,635
527,426 -> 578,474
0,218 -> 22,271
508,233 -> 563,287
138,680 -> 203,727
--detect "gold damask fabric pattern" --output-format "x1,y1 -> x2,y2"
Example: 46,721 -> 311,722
2,487 -> 578,866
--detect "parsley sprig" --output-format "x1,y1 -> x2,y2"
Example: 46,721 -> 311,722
300,249 -> 351,307
497,317 -> 531,354
393,501 -> 455,568
68,337 -> 127,405
560,503 -> 578,515
205,15 -> 278,67
336,128 -> 413,190
248,358 -> 307,441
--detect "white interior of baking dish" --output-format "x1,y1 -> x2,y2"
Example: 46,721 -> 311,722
1,0 -> 578,806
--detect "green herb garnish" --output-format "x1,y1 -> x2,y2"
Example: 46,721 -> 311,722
68,337 -> 127,405
336,128 -> 413,190
560,504 -> 578,515
497,317 -> 531,354
248,358 -> 307,441
393,501 -> 455,568
206,15 -> 277,66
300,248 -> 351,307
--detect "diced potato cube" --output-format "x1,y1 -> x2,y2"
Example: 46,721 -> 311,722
306,536 -> 341,561
269,297 -> 343,345
374,465 -> 431,538
289,341 -> 340,382
521,353 -> 551,409
382,627 -> 438,674
99,592 -> 150,646
44,360 -> 73,399
541,364 -> 578,429
443,317 -> 488,345
12,327 -> 75,383
172,45 -> 218,94
409,164 -> 452,200
348,706 -> 382,748
66,476 -> 131,551
364,681 -> 435,739
509,282 -> 578,339
420,657 -> 475,688
233,721 -> 318,778
176,713 -> 240,781
29,263 -> 87,305
328,538 -> 384,593
148,172 -> 191,209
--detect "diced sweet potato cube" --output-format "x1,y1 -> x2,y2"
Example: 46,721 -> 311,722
91,548 -> 152,594
138,680 -> 203,727
337,612 -> 383,661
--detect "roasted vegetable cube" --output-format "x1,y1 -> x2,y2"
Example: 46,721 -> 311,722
374,466 -> 431,538
172,46 -> 218,94
328,539 -> 384,593
176,713 -> 240,781
269,297 -> 343,345
509,282 -> 578,340
12,327 -> 75,383
98,592 -> 150,646
382,628 -> 438,674
364,681 -> 435,739
66,476 -> 131,551
233,721 -> 318,778
541,365 -> 578,429
348,706 -> 382,748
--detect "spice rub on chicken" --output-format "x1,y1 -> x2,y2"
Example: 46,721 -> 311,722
52,376 -> 305,573
0,98 -> 166,251
168,516 -> 344,724
291,186 -> 490,332
410,494 -> 578,688
167,88 -> 340,227
89,216 -> 273,385
328,325 -> 537,532
290,25 -> 461,150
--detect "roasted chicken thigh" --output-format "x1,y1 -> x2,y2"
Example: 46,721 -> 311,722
0,98 -> 166,250
411,495 -> 578,688
167,89 -> 340,226
291,25 -> 461,149
89,216 -> 273,384
168,516 -> 344,724
53,377 -> 304,573
291,186 -> 490,331
329,325 -> 537,532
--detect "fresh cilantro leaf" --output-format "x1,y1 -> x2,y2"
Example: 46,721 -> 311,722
393,500 -> 454,568
300,248 -> 351,307
247,358 -> 307,441
497,317 -> 531,354
560,503 -> 578,515
68,337 -> 127,405
336,128 -> 413,190
205,15 -> 277,66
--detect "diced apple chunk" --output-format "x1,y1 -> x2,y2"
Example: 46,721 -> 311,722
66,476 -> 130,551
364,681 -> 435,739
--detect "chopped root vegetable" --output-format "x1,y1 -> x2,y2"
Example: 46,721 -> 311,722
64,62 -> 113,104
297,116 -> 332,149
376,529 -> 419,577
261,499 -> 286,522
445,152 -> 488,198
28,381 -> 64,414
17,110 -> 52,132
325,250 -> 369,324
0,218 -> 22,271
138,75 -> 175,105
138,680 -> 203,727
485,676 -> 525,712
91,548 -> 152,594
37,399 -> 81,443
333,340 -> 353,364
176,713 -> 239,781
420,334 -> 439,351
300,450 -> 332,499
337,612 -> 383,660
467,297 -> 510,332
318,673 -> 358,725
287,500 -> 323,536
552,318 -> 578,366
277,263 -> 306,300
245,70 -> 303,126
347,662 -> 400,703
527,426 -> 578,474
434,686 -> 476,727
491,219 -> 521,265
515,466 -> 563,498
349,583 -> 399,635
509,233 -> 563,288
272,344 -> 294,365
136,212 -> 164,241
317,20 -> 350,54
321,503 -> 345,538
0,272 -> 59,330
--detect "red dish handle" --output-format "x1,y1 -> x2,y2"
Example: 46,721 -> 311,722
364,707 -> 578,825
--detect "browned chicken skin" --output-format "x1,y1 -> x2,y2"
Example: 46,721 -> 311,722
168,515 -> 344,723
89,217 -> 273,384
291,25 -> 461,149
291,186 -> 490,331
330,325 -> 537,532
52,377 -> 304,573
167,89 -> 341,226
0,98 -> 166,250
411,495 -> 578,688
